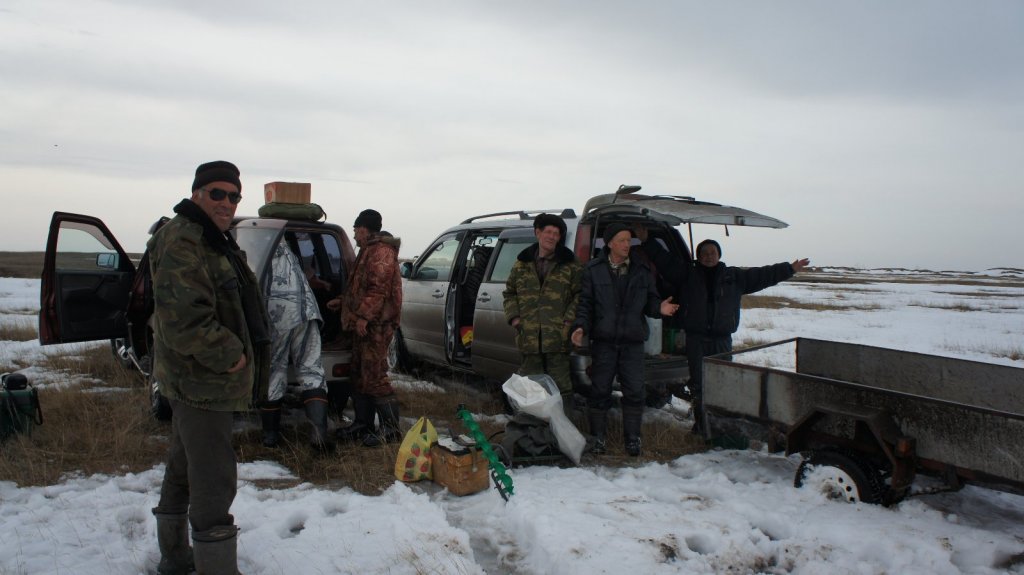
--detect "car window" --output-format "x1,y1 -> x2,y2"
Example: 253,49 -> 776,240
413,233 -> 460,281
233,226 -> 280,278
54,222 -> 128,272
487,237 -> 533,284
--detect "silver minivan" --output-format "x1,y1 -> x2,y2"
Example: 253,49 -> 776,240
391,185 -> 788,405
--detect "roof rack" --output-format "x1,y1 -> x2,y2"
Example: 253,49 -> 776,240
461,208 -> 577,225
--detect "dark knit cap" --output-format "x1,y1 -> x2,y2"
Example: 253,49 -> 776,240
696,239 -> 722,258
192,160 -> 241,191
354,209 -> 383,233
533,213 -> 567,240
602,222 -> 632,246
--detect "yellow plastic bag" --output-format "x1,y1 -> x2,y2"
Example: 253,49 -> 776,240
394,416 -> 438,482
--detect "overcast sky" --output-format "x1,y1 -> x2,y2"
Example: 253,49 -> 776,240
2,0 -> 1022,271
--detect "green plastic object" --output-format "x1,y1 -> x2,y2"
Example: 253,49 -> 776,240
456,404 -> 514,500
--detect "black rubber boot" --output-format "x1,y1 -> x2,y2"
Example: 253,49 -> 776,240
192,525 -> 239,575
622,405 -> 644,457
362,396 -> 402,447
152,508 -> 193,575
259,400 -> 283,448
326,380 -> 352,421
336,393 -> 375,443
301,388 -> 335,453
587,408 -> 608,455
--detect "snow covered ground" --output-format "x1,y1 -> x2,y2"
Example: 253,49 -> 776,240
2,271 -> 1023,574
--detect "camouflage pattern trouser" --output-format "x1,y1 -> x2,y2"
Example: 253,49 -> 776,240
518,353 -> 572,394
353,323 -> 395,397
268,319 -> 326,401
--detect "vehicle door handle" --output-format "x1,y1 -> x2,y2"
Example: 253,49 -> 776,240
432,290 -> 444,299
478,292 -> 491,303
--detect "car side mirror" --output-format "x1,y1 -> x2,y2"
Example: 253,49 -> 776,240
400,261 -> 412,278
96,253 -> 119,270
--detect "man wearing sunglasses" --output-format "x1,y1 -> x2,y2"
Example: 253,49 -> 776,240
149,160 -> 270,575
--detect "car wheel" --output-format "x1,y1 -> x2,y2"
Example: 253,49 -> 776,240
387,330 -> 414,373
794,449 -> 886,504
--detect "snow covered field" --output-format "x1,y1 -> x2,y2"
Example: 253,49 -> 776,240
2,270 -> 1023,574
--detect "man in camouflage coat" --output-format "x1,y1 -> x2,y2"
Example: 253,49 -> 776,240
150,161 -> 270,575
327,209 -> 403,447
260,242 -> 332,451
503,213 -> 582,408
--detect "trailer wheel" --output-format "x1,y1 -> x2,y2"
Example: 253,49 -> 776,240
794,449 -> 886,504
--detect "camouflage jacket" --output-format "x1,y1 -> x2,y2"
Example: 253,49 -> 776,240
148,199 -> 270,411
503,243 -> 582,354
342,233 -> 403,329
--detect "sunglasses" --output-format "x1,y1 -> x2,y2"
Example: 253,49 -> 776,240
205,188 -> 243,205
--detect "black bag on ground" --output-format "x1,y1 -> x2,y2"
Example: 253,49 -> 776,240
1,373 -> 43,442
497,412 -> 566,466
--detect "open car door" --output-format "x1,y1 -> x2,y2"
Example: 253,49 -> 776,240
39,212 -> 136,345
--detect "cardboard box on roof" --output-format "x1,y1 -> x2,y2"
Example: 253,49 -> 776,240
264,182 -> 312,204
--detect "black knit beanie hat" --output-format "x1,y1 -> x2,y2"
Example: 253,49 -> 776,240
192,160 -> 241,191
533,213 -> 567,240
354,209 -> 383,233
602,222 -> 632,246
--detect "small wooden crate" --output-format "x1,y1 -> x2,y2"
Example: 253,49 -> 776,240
264,181 -> 311,204
430,438 -> 490,496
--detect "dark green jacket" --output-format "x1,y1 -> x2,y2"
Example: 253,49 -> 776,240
148,200 -> 270,411
503,243 -> 582,354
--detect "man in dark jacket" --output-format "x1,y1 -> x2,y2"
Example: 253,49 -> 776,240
571,223 -> 678,456
150,161 -> 270,575
503,213 -> 582,409
327,209 -> 403,447
640,233 -> 809,435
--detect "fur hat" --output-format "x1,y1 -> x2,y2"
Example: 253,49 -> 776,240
192,160 -> 241,191
602,222 -> 632,246
696,239 -> 722,258
533,213 -> 567,240
354,209 -> 383,233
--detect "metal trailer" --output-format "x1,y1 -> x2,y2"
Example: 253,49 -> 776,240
702,337 -> 1024,505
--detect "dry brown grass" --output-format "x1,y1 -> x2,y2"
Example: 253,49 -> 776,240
0,251 -> 44,279
0,316 -> 37,342
2,347 -> 706,493
909,300 -> 983,312
742,294 -> 882,312
0,366 -> 166,486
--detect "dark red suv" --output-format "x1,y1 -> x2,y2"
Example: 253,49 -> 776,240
39,212 -> 355,419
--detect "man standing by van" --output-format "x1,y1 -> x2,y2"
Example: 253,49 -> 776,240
150,161 -> 270,574
503,213 -> 582,410
328,209 -> 403,447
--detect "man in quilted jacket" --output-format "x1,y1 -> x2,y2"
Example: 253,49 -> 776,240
328,209 -> 403,447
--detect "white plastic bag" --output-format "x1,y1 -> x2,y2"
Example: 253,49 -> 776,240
502,373 -> 585,465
